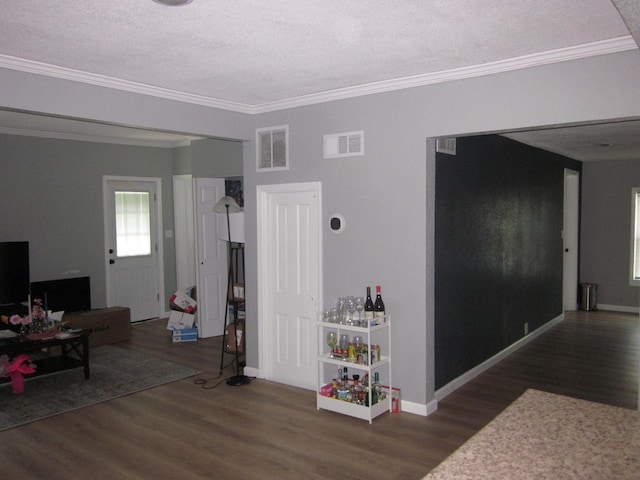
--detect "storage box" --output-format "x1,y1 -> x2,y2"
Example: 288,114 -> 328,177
225,324 -> 244,352
172,333 -> 197,342
172,327 -> 198,342
166,311 -> 195,330
63,307 -> 131,347
169,289 -> 197,314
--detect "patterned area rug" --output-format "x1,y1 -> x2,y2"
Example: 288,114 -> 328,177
0,344 -> 201,431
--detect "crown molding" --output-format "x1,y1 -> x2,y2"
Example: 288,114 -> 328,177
0,36 -> 636,116
253,36 -> 638,113
0,54 -> 255,114
0,126 -> 193,148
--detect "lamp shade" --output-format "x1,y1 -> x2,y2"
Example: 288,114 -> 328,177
217,211 -> 245,243
213,196 -> 242,214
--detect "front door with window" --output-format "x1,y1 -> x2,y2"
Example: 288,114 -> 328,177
104,178 -> 161,322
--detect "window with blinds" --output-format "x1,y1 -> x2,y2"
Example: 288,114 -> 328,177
115,191 -> 152,257
631,188 -> 640,285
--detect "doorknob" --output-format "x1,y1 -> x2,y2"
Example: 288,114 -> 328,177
565,248 -> 569,252
109,259 -> 115,264
109,249 -> 114,254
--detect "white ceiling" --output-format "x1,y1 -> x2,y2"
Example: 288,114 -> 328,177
0,0 -> 639,158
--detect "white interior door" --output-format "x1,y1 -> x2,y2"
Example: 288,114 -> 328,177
194,178 -> 227,338
563,169 -> 580,311
258,182 -> 322,390
104,177 -> 162,322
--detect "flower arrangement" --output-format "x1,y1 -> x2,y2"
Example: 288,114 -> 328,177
8,298 -> 48,335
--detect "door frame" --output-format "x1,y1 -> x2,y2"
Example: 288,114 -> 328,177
256,181 -> 323,382
173,174 -> 196,291
102,175 -> 165,318
563,169 -> 580,311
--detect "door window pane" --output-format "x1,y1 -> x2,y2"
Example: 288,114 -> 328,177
115,191 -> 151,257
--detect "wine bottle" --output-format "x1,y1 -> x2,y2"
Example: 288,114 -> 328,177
374,285 -> 385,323
364,287 -> 375,323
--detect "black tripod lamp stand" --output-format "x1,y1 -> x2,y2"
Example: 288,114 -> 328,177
213,196 -> 251,386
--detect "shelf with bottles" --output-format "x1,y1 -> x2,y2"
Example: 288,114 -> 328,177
317,298 -> 391,422
318,315 -> 389,365
317,367 -> 391,423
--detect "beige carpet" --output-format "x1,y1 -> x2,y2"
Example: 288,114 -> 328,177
424,389 -> 640,479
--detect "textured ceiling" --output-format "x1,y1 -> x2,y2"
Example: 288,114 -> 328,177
0,0 -> 632,107
0,0 -> 639,159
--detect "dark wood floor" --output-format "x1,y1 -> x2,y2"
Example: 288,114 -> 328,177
0,310 -> 637,479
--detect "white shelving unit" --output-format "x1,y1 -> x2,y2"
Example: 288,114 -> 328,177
317,315 -> 391,423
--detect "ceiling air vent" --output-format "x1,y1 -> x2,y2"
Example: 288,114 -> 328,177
324,130 -> 364,158
436,137 -> 456,155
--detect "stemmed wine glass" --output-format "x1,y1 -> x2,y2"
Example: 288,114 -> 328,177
326,331 -> 338,357
355,297 -> 365,326
336,297 -> 346,324
345,296 -> 356,325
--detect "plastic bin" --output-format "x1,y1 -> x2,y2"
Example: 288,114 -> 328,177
580,283 -> 597,311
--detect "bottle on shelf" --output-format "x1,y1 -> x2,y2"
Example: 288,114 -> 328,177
364,287 -> 375,324
352,374 -> 364,405
331,379 -> 338,398
374,285 -> 385,323
371,372 -> 382,405
362,373 -> 370,406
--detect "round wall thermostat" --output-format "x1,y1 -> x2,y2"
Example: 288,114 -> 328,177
330,214 -> 345,234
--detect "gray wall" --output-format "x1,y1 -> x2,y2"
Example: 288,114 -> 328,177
581,159 -> 640,309
244,50 -> 640,407
0,133 -> 243,312
1,49 -> 639,409
190,138 -> 244,178
0,134 -> 175,309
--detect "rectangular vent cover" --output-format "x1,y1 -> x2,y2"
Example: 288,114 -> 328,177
324,131 -> 364,158
436,137 -> 457,155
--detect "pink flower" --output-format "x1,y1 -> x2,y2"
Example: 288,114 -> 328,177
9,315 -> 30,325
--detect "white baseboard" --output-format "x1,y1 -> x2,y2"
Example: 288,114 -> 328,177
595,304 -> 639,314
244,366 -> 261,378
435,312 -> 565,402
243,314 -> 567,418
401,398 -> 438,417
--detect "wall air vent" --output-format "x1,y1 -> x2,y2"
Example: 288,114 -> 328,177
324,130 -> 364,159
436,137 -> 457,155
256,125 -> 289,171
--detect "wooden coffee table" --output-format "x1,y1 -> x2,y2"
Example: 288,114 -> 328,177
0,329 -> 91,382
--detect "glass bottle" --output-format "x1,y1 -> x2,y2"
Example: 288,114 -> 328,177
374,285 -> 385,323
372,372 -> 382,405
352,374 -> 364,405
364,287 -> 374,324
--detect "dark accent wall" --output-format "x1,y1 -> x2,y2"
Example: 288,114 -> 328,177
435,135 -> 581,389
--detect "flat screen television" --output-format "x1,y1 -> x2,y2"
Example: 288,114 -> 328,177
30,276 -> 91,313
0,241 -> 30,307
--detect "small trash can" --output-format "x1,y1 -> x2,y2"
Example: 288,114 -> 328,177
580,283 -> 597,311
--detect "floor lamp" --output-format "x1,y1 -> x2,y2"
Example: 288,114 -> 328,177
213,196 -> 251,386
